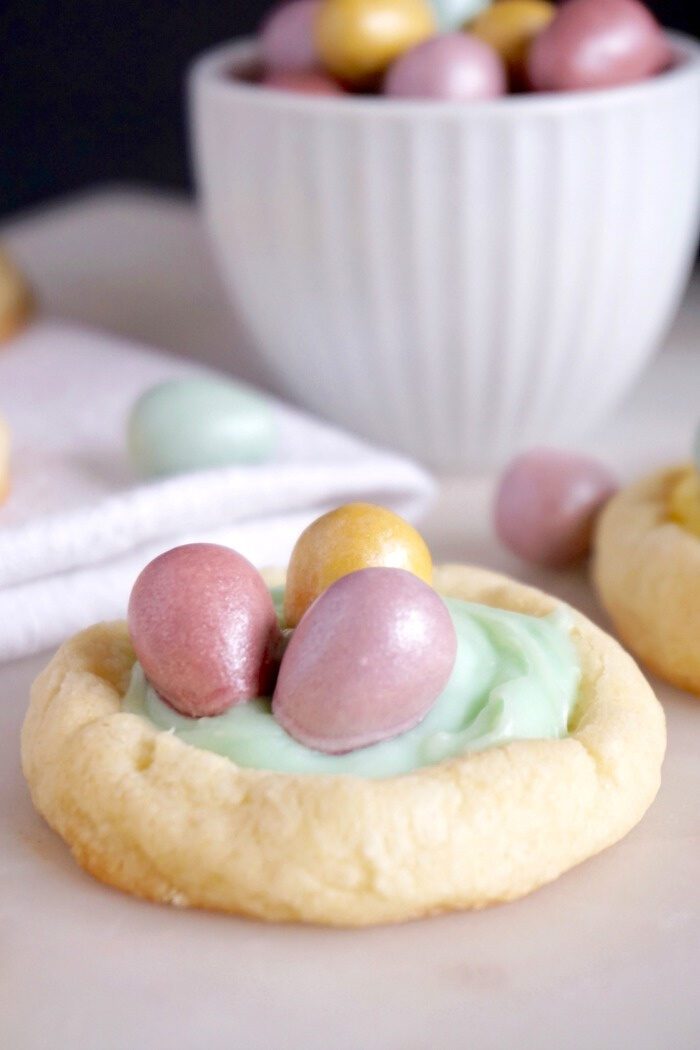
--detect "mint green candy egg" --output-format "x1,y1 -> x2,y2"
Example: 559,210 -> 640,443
429,0 -> 490,31
128,377 -> 275,477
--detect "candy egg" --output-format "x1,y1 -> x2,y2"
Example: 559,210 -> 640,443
384,33 -> 507,100
283,502 -> 433,627
260,0 -> 322,74
528,0 -> 669,93
668,468 -> 700,537
494,449 -> 618,567
471,0 -> 555,84
263,70 -> 345,94
428,0 -> 489,32
128,377 -> 275,478
273,567 -> 457,753
0,415 -> 9,505
316,0 -> 436,85
128,544 -> 282,717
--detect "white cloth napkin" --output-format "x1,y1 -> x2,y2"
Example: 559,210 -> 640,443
0,321 -> 434,660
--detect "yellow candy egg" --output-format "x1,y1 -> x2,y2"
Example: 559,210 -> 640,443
471,0 -> 555,83
283,502 -> 433,627
668,467 -> 700,537
316,0 -> 436,85
0,416 -> 10,505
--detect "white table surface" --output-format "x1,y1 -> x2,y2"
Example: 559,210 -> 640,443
2,188 -> 700,1050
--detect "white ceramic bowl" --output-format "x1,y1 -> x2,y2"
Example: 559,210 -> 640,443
190,34 -> 700,469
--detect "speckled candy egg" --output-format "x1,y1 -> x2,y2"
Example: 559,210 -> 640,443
273,567 -> 457,753
494,448 -> 618,567
528,0 -> 669,93
428,0 -> 490,32
260,0 -> 322,74
316,0 -> 436,85
263,70 -> 345,94
384,32 -> 506,99
471,0 -> 555,83
128,544 -> 282,717
283,502 -> 433,627
128,377 -> 275,478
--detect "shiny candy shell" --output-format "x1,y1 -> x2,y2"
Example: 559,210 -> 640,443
471,0 -> 555,83
283,502 -> 433,627
528,0 -> 669,93
272,567 -> 457,753
260,0 -> 322,74
316,0 -> 436,85
384,32 -> 507,100
128,377 -> 275,478
494,448 -> 618,567
128,544 -> 282,717
668,468 -> 700,538
428,0 -> 490,32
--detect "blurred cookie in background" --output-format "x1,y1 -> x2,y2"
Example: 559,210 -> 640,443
0,249 -> 34,344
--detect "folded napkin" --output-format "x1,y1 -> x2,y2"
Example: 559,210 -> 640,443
0,322 -> 433,660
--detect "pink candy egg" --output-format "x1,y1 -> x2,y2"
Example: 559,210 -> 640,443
260,0 -> 322,75
384,33 -> 507,100
128,544 -> 282,717
263,70 -> 344,94
272,567 -> 457,754
494,449 -> 618,567
528,0 -> 669,93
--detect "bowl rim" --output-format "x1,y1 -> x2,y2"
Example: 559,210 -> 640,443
189,30 -> 700,119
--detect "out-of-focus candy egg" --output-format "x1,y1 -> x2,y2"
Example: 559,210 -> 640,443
471,0 -> 555,84
316,0 -> 436,85
128,377 -> 275,478
128,544 -> 282,717
528,0 -> 669,93
263,70 -> 345,94
273,567 -> 457,753
668,467 -> 700,537
384,32 -> 506,99
428,0 -> 490,32
283,502 -> 433,627
494,448 -> 618,567
0,416 -> 9,505
260,0 -> 322,74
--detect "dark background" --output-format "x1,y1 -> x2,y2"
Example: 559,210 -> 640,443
1,0 -> 697,218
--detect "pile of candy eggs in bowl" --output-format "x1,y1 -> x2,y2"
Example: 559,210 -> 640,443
255,0 -> 671,100
127,503 -> 457,755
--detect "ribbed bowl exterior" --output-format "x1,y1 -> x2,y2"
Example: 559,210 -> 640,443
191,36 -> 700,468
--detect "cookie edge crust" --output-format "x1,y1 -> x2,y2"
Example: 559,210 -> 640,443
22,564 -> 665,926
593,465 -> 700,694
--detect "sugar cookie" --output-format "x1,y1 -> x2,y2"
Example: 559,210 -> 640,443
0,249 -> 33,343
22,565 -> 664,925
593,466 -> 700,694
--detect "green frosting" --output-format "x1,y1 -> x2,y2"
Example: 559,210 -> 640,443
123,592 -> 581,779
